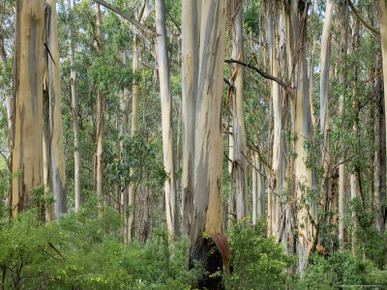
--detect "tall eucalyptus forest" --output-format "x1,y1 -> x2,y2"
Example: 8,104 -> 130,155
0,0 -> 387,288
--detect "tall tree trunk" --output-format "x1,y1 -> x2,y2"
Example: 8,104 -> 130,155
252,153 -> 257,224
338,0 -> 349,249
319,0 -> 333,251
155,0 -> 179,237
12,0 -> 45,216
120,50 -> 130,230
95,3 -> 104,211
44,0 -> 67,220
127,37 -> 138,240
68,0 -> 81,213
320,0 -> 333,136
181,0 -> 199,236
267,0 -> 283,238
379,0 -> 387,232
187,1 -> 227,287
230,0 -> 248,220
283,0 -> 313,272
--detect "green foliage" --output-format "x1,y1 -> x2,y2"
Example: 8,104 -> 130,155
0,200 -> 200,289
107,134 -> 167,191
88,56 -> 133,94
298,252 -> 387,289
225,218 -> 294,289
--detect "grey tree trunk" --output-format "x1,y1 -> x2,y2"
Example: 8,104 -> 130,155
181,0 -> 199,236
186,1 -> 227,287
95,3 -> 104,211
155,0 -> 179,237
68,0 -> 81,213
230,0 -> 248,220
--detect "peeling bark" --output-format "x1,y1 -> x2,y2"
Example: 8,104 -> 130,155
12,0 -> 45,216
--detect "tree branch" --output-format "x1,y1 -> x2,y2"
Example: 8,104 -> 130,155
247,142 -> 271,171
92,0 -> 154,35
348,0 -> 379,35
225,58 -> 291,93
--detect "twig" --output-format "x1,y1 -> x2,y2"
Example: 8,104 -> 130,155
225,59 -> 291,93
92,0 -> 154,35
242,151 -> 266,178
247,142 -> 271,170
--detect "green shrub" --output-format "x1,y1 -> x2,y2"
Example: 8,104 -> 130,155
0,200 -> 200,289
298,252 -> 387,289
225,218 -> 294,289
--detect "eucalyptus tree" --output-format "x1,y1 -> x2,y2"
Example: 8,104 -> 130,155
44,0 -> 67,220
94,3 -> 105,211
230,0 -> 248,220
181,0 -> 199,236
67,0 -> 81,213
12,0 -> 45,216
12,0 -> 66,219
155,0 -> 179,237
282,0 -> 314,272
182,1 -> 227,287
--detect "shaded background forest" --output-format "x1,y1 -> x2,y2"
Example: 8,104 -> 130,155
0,0 -> 387,288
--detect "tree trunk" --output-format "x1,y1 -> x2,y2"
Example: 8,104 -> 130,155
68,0 -> 81,213
127,39 -> 140,241
252,153 -> 257,224
119,50 -> 130,229
187,1 -> 227,288
379,0 -> 387,232
267,0 -> 282,238
320,0 -> 333,136
338,0 -> 349,249
12,0 -> 45,216
181,0 -> 199,236
155,0 -> 179,237
44,0 -> 67,220
95,3 -> 104,211
230,0 -> 248,220
283,0 -> 313,272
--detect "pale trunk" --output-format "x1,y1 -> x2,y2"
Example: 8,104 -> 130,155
257,153 -> 265,217
268,0 -> 283,239
231,0 -> 248,220
128,35 -> 139,241
45,0 -> 67,220
320,0 -> 333,206
12,0 -> 45,216
319,0 -> 333,249
252,153 -> 257,224
189,2 -> 227,287
181,0 -> 199,236
338,0 -> 348,248
319,0 -> 333,135
68,0 -> 81,213
120,51 -> 130,217
155,0 -> 179,237
95,4 -> 104,210
284,0 -> 313,271
228,125 -> 235,217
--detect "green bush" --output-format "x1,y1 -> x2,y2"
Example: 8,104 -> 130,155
298,252 -> 387,289
225,218 -> 294,289
0,199 -> 200,289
